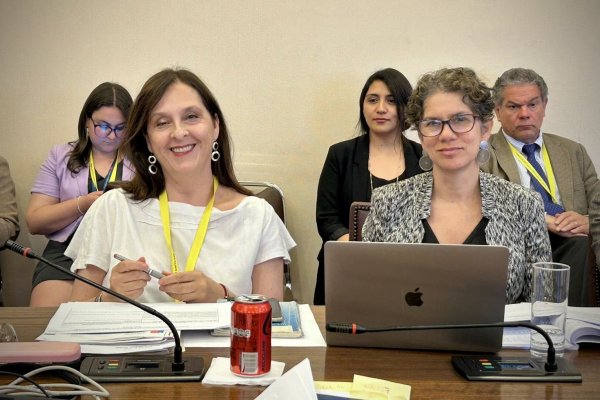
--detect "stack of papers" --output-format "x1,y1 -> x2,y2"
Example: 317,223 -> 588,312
183,304 -> 326,348
211,301 -> 303,338
502,302 -> 600,349
38,329 -> 174,355
37,302 -> 231,354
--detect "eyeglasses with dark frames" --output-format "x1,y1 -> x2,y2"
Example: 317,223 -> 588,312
90,117 -> 126,138
417,114 -> 480,137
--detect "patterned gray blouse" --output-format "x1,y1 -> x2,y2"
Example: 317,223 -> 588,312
362,171 -> 552,303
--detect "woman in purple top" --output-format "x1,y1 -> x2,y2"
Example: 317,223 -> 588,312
27,82 -> 134,306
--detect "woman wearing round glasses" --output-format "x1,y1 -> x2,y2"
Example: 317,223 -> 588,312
362,67 -> 551,303
27,82 -> 134,306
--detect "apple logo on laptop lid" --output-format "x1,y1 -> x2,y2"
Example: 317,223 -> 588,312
405,288 -> 423,307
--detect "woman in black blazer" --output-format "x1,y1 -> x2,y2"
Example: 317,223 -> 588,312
314,68 -> 424,305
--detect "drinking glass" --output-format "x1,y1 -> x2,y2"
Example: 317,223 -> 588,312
530,262 -> 569,358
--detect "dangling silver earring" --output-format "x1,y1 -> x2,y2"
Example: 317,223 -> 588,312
148,154 -> 158,175
477,140 -> 491,165
211,141 -> 221,162
419,152 -> 433,171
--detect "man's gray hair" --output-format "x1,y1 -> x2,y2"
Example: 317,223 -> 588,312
492,68 -> 548,106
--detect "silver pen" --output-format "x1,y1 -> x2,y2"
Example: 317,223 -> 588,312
113,253 -> 165,279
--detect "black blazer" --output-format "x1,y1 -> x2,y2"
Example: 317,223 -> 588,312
314,134 -> 423,304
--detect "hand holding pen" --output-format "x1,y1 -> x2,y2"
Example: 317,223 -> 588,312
113,254 -> 165,279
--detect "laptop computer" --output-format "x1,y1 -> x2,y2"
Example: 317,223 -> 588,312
325,241 -> 510,353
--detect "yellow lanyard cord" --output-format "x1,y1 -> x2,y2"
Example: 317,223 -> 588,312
509,143 -> 560,204
159,176 -> 219,273
88,150 -> 119,191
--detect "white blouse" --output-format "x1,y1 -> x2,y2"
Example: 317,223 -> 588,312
66,188 -> 296,303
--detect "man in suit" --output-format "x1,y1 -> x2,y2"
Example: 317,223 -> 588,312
482,67 -> 600,306
589,193 -> 600,299
0,155 -> 20,305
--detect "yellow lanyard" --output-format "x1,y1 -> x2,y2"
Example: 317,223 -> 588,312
509,143 -> 560,204
159,176 -> 218,273
88,150 -> 119,191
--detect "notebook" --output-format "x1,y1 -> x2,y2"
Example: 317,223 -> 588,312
325,241 -> 510,353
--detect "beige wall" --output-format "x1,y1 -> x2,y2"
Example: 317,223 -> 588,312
1,0 -> 599,305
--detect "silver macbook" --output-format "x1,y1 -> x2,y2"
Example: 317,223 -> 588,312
325,241 -> 509,353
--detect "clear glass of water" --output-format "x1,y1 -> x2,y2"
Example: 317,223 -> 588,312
530,262 -> 570,358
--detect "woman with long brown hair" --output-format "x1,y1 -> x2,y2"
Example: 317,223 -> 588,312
68,68 -> 295,303
27,82 -> 134,306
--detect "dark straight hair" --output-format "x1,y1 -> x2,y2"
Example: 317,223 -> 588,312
358,68 -> 413,134
67,82 -> 133,173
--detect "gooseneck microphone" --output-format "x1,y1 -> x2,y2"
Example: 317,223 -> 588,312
327,321 -> 558,371
326,320 -> 583,382
4,240 -> 205,381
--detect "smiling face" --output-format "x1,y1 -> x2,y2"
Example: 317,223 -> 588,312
420,91 -> 492,173
362,80 -> 401,136
86,106 -> 127,155
495,84 -> 546,144
146,81 -> 219,181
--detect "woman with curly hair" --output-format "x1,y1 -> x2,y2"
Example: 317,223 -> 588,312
362,67 -> 551,303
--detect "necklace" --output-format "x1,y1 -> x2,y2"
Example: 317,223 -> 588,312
369,172 -> 400,196
368,147 -> 404,196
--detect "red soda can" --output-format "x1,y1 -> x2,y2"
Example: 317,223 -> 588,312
230,294 -> 272,376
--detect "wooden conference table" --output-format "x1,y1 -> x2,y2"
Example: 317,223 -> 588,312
1,306 -> 599,399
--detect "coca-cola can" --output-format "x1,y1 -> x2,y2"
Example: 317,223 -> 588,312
230,294 -> 272,376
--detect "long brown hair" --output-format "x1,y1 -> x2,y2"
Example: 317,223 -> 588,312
67,82 -> 133,173
121,68 -> 251,200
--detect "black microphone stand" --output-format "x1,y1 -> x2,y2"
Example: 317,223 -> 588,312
326,321 -> 582,382
4,240 -> 205,382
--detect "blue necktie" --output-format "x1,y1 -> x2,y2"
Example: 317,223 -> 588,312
521,143 -> 565,215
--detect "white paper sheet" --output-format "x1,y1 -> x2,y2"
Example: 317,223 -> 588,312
44,301 -> 232,333
502,303 -> 599,350
255,358 -> 318,400
182,304 -> 327,348
202,357 -> 285,386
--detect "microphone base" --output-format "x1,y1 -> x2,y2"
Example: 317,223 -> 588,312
452,355 -> 582,382
80,355 -> 205,382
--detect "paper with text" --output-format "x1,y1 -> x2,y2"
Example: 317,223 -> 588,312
44,302 -> 231,333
